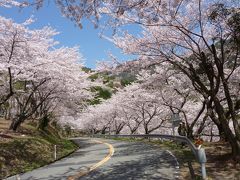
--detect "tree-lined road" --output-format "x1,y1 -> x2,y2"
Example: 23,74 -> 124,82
6,138 -> 179,180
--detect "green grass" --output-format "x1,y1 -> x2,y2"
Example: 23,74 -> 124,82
0,122 -> 78,179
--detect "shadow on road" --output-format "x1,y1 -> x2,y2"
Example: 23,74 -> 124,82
79,141 -> 177,180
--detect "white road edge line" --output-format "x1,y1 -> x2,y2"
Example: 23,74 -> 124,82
166,150 -> 180,179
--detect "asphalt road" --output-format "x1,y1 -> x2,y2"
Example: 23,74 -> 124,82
6,138 -> 179,180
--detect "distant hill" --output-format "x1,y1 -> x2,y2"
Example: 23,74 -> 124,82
82,58 -> 159,105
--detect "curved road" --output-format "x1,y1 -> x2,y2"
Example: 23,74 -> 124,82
6,138 -> 179,180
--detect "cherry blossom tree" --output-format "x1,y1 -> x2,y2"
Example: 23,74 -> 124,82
120,107 -> 140,134
138,65 -> 213,139
79,82 -> 172,135
0,0 -> 21,7
80,103 -> 115,134
80,0 -> 240,156
111,1 -> 240,156
0,16 -> 92,131
13,0 -> 240,157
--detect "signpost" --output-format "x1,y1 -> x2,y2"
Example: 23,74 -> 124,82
171,113 -> 181,136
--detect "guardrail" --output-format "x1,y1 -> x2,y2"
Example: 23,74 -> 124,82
92,134 -> 207,179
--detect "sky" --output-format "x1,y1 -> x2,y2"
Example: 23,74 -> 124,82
0,1 -> 139,69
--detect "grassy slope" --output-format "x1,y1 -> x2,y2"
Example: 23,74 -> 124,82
0,119 -> 78,179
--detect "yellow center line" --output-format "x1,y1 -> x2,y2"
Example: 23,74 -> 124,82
67,139 -> 114,180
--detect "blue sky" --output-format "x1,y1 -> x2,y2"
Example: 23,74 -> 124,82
0,2 -> 139,68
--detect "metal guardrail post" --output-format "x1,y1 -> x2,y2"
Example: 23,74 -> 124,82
197,148 -> 207,179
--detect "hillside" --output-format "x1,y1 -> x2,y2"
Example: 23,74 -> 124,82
0,119 -> 78,179
86,68 -> 136,105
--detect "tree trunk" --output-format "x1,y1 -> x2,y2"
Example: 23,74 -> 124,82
221,119 -> 240,157
217,124 -> 227,142
130,126 -> 138,134
186,128 -> 194,140
101,127 -> 107,134
214,98 -> 240,157
144,126 -> 149,135
115,123 -> 125,134
9,113 -> 27,131
9,117 -> 23,131
208,106 -> 227,141
210,125 -> 213,142
4,106 -> 11,120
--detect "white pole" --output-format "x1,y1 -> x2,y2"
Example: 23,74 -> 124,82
198,148 -> 207,179
54,145 -> 57,160
201,163 -> 207,179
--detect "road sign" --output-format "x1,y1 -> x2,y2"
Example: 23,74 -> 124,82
171,113 -> 181,127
